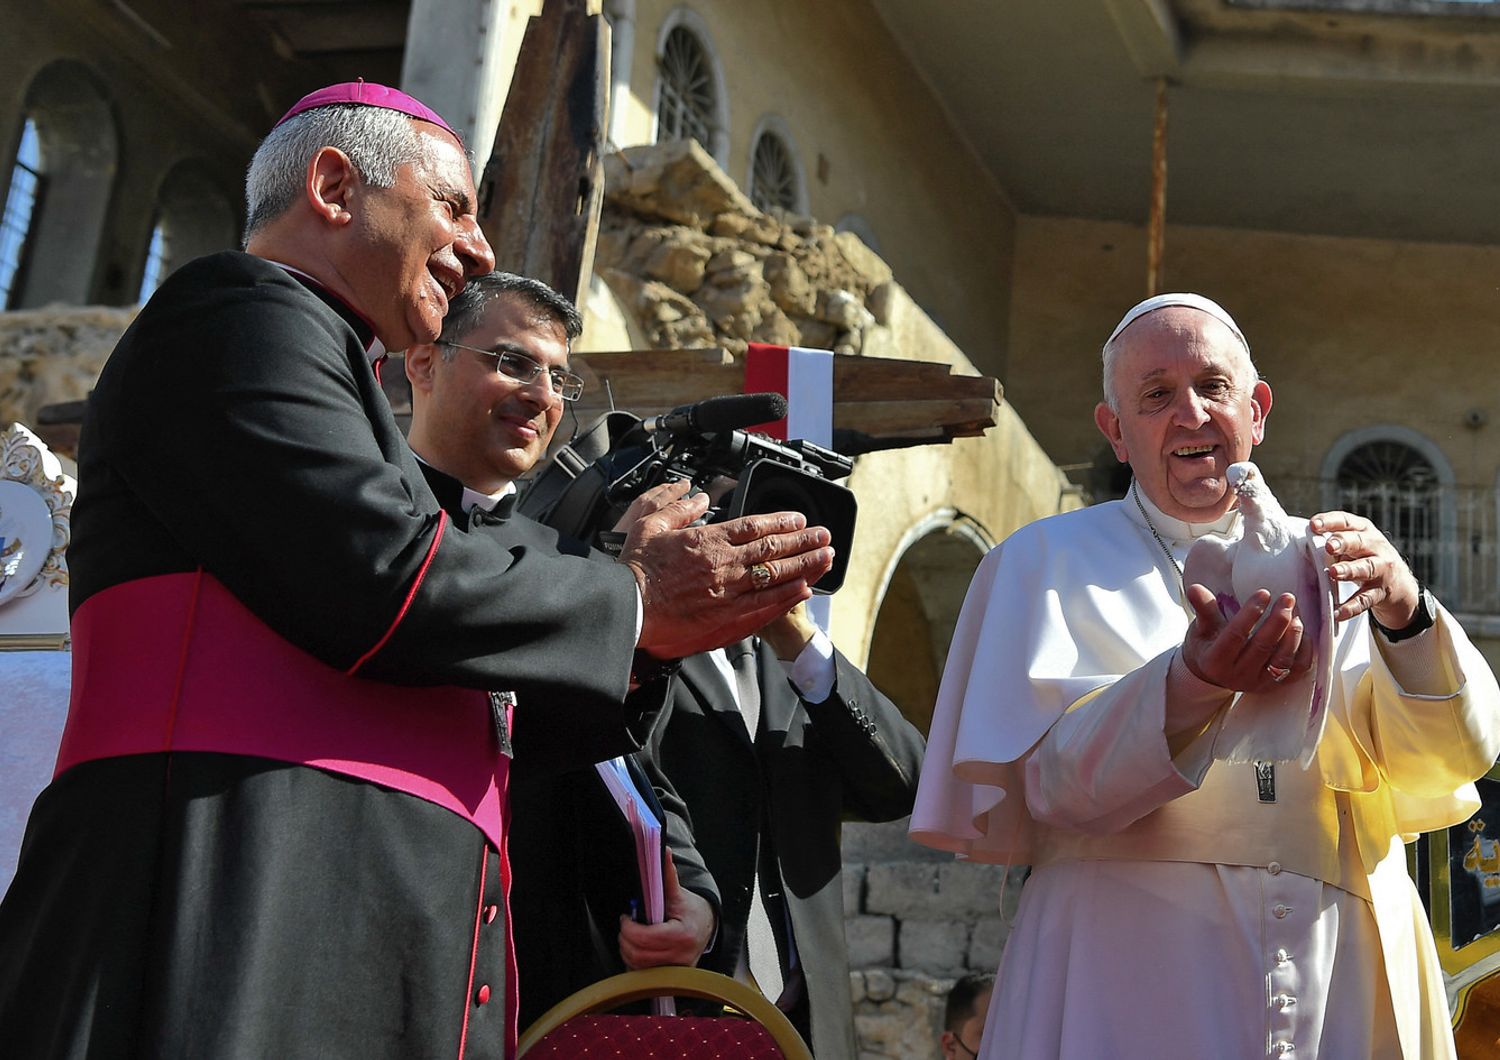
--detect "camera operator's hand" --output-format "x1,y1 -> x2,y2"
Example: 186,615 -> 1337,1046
611,479 -> 692,532
621,481 -> 834,660
759,601 -> 819,662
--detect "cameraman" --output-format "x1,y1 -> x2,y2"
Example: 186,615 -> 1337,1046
636,520 -> 926,1059
404,271 -> 756,1027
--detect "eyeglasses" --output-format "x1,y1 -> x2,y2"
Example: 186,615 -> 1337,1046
438,340 -> 585,402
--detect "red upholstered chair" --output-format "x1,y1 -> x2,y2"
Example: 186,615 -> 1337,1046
517,966 -> 813,1059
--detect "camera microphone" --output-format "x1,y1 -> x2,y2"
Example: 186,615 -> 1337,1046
643,392 -> 788,436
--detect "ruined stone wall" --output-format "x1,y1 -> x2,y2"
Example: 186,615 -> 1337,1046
0,306 -> 133,442
841,820 -> 1021,1060
594,139 -> 893,359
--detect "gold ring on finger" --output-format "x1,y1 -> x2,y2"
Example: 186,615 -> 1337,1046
750,563 -> 773,589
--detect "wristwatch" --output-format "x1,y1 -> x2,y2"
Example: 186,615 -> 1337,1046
630,649 -> 682,687
1371,586 -> 1436,643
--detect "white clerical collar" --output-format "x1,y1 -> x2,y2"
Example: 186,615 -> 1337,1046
409,450 -> 515,514
1126,480 -> 1238,544
461,482 -> 516,514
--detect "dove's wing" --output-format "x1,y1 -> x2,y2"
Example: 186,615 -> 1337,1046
1183,534 -> 1240,619
1296,530 -> 1336,769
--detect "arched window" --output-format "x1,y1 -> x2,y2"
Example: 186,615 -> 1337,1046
0,118 -> 43,308
137,216 -> 170,303
137,164 -> 236,302
6,61 -> 117,308
653,10 -> 728,164
1323,429 -> 1453,595
747,117 -> 805,215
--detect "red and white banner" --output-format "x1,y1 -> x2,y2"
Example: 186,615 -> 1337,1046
744,344 -> 836,627
744,344 -> 833,448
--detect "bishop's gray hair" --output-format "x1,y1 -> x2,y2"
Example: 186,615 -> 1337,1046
243,105 -> 426,240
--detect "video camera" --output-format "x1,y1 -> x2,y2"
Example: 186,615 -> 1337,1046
518,393 -> 857,593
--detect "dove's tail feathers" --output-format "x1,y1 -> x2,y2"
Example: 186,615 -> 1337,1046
1215,677 -> 1324,765
1217,593 -> 1241,621
1294,678 -> 1332,770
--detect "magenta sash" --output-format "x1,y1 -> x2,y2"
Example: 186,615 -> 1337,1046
56,571 -> 508,851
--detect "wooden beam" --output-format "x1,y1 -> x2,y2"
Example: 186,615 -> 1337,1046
569,349 -> 1002,449
477,0 -> 608,308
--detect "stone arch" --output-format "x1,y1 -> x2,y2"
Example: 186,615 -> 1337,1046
10,60 -> 118,307
650,6 -> 730,166
137,161 -> 237,301
865,509 -> 992,736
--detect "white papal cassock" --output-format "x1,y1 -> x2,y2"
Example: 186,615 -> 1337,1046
911,487 -> 1500,1060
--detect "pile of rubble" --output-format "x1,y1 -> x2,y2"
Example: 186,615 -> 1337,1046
597,139 -> 891,356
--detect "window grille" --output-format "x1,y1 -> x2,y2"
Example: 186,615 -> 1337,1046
1335,440 -> 1440,588
749,132 -> 798,213
656,26 -> 716,152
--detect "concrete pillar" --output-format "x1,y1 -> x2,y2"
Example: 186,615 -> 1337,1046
400,0 -> 523,173
603,0 -> 634,149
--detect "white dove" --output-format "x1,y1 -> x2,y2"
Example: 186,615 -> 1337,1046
1181,461 -> 1336,767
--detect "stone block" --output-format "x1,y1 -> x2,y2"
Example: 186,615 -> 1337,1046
852,971 -> 950,1060
603,140 -> 761,228
841,818 -> 947,863
764,253 -> 814,317
935,861 -> 1009,917
865,862 -> 938,916
706,248 -> 757,274
834,229 -> 894,285
845,914 -> 895,968
863,968 -> 895,1002
790,317 -> 838,350
968,916 -> 1009,972
709,212 -> 754,239
816,288 -> 873,332
643,240 -> 710,293
749,303 -> 799,346
899,918 -> 969,973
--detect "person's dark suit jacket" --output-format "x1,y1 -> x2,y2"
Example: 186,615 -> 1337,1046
418,463 -> 720,1032
638,645 -> 926,1058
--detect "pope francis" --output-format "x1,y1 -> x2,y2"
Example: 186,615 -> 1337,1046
911,293 -> 1500,1060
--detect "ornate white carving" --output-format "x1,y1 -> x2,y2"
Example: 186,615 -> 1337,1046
0,424 -> 72,605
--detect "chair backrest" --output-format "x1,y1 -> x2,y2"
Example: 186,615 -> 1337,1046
517,966 -> 813,1060
522,1013 -> 783,1059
